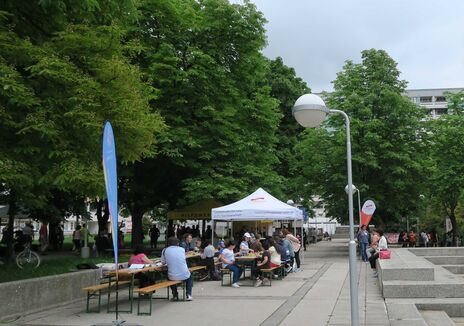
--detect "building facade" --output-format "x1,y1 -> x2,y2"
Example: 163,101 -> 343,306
404,88 -> 463,118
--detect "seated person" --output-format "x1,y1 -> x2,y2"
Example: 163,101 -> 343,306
253,241 -> 272,287
369,229 -> 388,277
180,233 -> 194,252
251,239 -> 264,253
219,240 -> 242,288
267,238 -> 282,277
239,232 -> 254,256
199,240 -> 218,280
161,237 -> 193,301
218,239 -> 226,254
128,245 -> 154,288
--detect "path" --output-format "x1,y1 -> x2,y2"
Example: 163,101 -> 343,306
5,239 -> 390,326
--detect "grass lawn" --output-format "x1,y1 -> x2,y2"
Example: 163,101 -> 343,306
0,256 -> 116,284
0,235 -> 163,283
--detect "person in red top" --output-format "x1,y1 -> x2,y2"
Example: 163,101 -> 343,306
128,245 -> 154,288
408,230 -> 416,247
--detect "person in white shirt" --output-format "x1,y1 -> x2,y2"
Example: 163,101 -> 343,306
161,237 -> 193,301
219,240 -> 242,288
199,240 -> 217,280
239,232 -> 254,256
368,229 -> 388,277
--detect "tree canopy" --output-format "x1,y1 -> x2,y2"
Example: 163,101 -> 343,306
294,49 -> 427,225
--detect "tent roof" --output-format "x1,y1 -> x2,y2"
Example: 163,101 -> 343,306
167,199 -> 223,220
211,188 -> 303,221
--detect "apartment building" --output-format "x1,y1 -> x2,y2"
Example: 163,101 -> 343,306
405,88 -> 463,118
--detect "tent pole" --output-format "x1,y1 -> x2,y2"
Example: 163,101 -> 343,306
301,222 -> 304,265
211,220 -> 214,246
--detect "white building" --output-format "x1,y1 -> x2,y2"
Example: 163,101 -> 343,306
404,88 -> 463,118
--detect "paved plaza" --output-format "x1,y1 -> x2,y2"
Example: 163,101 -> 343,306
4,240 -> 390,326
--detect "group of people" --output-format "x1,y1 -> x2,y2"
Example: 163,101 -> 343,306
220,229 -> 302,288
398,230 -> 437,247
357,225 -> 388,277
1,222 -> 64,254
127,227 -> 303,301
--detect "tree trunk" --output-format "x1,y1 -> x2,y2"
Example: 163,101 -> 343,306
130,208 -> 145,248
6,196 -> 18,264
49,221 -> 57,250
96,198 -> 110,234
449,210 -> 459,246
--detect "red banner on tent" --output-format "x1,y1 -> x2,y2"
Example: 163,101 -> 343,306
360,200 -> 376,226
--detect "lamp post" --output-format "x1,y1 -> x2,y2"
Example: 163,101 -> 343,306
345,184 -> 361,225
293,94 -> 359,326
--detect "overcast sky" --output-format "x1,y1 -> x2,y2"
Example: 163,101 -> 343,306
232,0 -> 464,93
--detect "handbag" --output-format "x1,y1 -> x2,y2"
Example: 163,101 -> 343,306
379,249 -> 391,259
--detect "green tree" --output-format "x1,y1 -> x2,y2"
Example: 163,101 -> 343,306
0,1 -> 164,259
264,57 -> 309,198
428,94 -> 464,245
120,0 -> 286,246
295,49 -> 426,225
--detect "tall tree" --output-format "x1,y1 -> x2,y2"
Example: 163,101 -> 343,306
428,91 -> 464,245
295,49 -> 426,225
121,0 -> 285,245
0,0 -> 164,258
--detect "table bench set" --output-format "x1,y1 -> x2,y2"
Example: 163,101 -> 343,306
82,263 -> 206,316
220,255 -> 288,287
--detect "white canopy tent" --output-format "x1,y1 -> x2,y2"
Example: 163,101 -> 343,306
212,188 -> 303,221
211,188 -> 303,241
212,188 -> 305,265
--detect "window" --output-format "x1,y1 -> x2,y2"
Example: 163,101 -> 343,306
435,108 -> 448,115
420,96 -> 432,103
435,96 -> 446,102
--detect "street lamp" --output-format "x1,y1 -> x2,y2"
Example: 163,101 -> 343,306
345,184 -> 361,225
293,93 -> 359,326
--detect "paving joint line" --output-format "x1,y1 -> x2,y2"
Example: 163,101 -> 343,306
260,263 -> 332,326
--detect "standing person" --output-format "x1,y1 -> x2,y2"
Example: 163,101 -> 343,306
73,225 -> 82,253
302,229 -> 307,250
149,224 -> 160,249
357,225 -> 370,262
203,225 -> 212,242
180,233 -> 194,252
368,229 -> 387,277
161,237 -> 193,301
55,224 -> 64,250
219,240 -> 242,288
401,231 -> 408,248
39,222 -> 48,254
22,222 -> 34,246
420,231 -> 429,247
283,229 -> 302,272
80,223 -> 88,249
408,230 -> 416,247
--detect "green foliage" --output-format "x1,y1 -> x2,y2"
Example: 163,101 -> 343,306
121,0 -> 285,217
426,96 -> 464,243
264,57 -> 309,198
295,49 -> 427,224
0,1 -> 165,218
